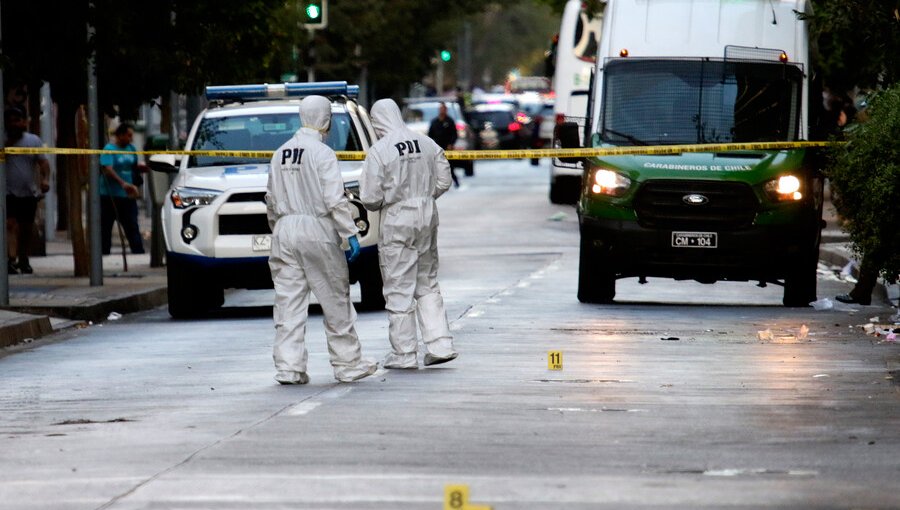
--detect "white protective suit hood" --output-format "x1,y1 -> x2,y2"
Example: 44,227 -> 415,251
370,98 -> 405,138
299,95 -> 332,139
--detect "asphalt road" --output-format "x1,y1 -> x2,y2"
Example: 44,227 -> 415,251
1,160 -> 898,509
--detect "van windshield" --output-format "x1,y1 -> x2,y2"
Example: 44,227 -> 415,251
599,59 -> 803,146
190,110 -> 360,167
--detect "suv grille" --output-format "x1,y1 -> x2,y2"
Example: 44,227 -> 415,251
227,192 -> 266,203
634,180 -> 758,230
219,214 -> 270,235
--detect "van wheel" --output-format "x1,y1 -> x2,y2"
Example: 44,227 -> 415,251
577,235 -> 615,304
167,257 -> 223,318
783,249 -> 818,307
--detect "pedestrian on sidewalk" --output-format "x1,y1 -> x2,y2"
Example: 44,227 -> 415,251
265,95 -> 377,385
99,123 -> 145,255
427,102 -> 460,188
4,106 -> 50,275
360,98 -> 458,369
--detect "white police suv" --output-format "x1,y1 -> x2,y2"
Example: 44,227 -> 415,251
148,82 -> 383,318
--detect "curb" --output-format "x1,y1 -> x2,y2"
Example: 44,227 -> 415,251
0,311 -> 53,349
8,286 -> 168,324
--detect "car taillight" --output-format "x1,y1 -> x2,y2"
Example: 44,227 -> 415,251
516,112 -> 528,124
508,122 -> 522,132
456,121 -> 466,137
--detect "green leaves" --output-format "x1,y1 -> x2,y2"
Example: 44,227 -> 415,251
827,85 -> 900,280
803,0 -> 900,92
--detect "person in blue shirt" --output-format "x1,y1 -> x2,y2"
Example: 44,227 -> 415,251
99,123 -> 145,254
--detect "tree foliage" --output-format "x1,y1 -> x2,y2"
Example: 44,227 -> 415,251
827,85 -> 900,280
801,0 -> 900,92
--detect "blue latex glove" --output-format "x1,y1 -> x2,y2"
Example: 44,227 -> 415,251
345,235 -> 360,263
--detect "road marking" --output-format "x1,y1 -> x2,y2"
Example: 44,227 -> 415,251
286,402 -> 322,416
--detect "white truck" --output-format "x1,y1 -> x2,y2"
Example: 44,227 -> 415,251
549,0 -> 603,204
149,82 -> 384,318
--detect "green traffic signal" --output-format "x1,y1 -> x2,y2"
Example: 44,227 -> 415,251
440,50 -> 452,62
306,4 -> 320,20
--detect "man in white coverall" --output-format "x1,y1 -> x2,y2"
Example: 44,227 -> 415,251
360,98 -> 458,369
266,95 -> 377,384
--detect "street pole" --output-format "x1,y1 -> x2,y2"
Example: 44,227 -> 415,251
306,29 -> 316,82
436,59 -> 444,97
87,8 -> 103,286
0,4 -> 8,306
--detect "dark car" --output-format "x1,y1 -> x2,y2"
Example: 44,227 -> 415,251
465,103 -> 527,150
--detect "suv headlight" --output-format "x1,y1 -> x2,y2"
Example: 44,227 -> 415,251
170,187 -> 222,209
764,175 -> 803,202
590,168 -> 632,197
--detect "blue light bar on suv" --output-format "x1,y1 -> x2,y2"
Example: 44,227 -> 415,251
206,81 -> 359,101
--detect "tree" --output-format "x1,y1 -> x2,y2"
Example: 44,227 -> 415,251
826,84 -> 900,281
800,1 -> 900,287
800,0 -> 900,93
2,1 -> 295,275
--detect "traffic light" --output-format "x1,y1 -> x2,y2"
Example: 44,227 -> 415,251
301,0 -> 327,30
440,50 -> 452,62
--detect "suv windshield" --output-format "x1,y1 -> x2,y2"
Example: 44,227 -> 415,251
599,59 -> 803,145
190,110 -> 361,167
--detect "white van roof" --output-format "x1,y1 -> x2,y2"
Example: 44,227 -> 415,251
601,0 -> 810,63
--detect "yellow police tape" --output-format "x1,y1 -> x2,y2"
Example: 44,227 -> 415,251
0,141 -> 834,162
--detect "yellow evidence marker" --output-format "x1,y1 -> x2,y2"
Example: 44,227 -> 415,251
444,484 -> 469,509
548,350 -> 563,370
444,484 -> 492,510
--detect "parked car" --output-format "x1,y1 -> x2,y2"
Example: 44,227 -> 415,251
465,102 -> 528,150
148,82 -> 385,318
402,98 -> 475,176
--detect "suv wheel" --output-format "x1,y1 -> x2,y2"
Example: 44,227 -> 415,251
577,234 -> 616,304
167,256 -> 224,318
357,253 -> 386,311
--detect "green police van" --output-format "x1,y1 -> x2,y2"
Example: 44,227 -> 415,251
563,0 -> 824,306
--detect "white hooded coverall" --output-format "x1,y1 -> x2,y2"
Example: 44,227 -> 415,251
266,95 -> 375,383
360,98 -> 457,368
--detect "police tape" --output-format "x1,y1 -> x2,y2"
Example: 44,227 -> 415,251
0,141 -> 835,163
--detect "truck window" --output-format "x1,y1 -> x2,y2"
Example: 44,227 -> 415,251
599,59 -> 803,146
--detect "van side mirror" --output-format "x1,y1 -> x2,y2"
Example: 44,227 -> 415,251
557,121 -> 583,164
148,154 -> 178,174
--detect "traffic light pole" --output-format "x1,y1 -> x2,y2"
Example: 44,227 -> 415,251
307,29 -> 316,82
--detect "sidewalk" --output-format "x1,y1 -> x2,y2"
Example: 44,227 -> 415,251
1,236 -> 166,348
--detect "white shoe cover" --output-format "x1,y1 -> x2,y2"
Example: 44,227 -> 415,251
383,351 -> 418,369
424,351 -> 458,367
275,371 -> 310,385
335,359 -> 378,382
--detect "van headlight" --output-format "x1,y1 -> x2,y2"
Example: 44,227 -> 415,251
590,168 -> 631,197
764,175 -> 803,202
170,187 -> 222,209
